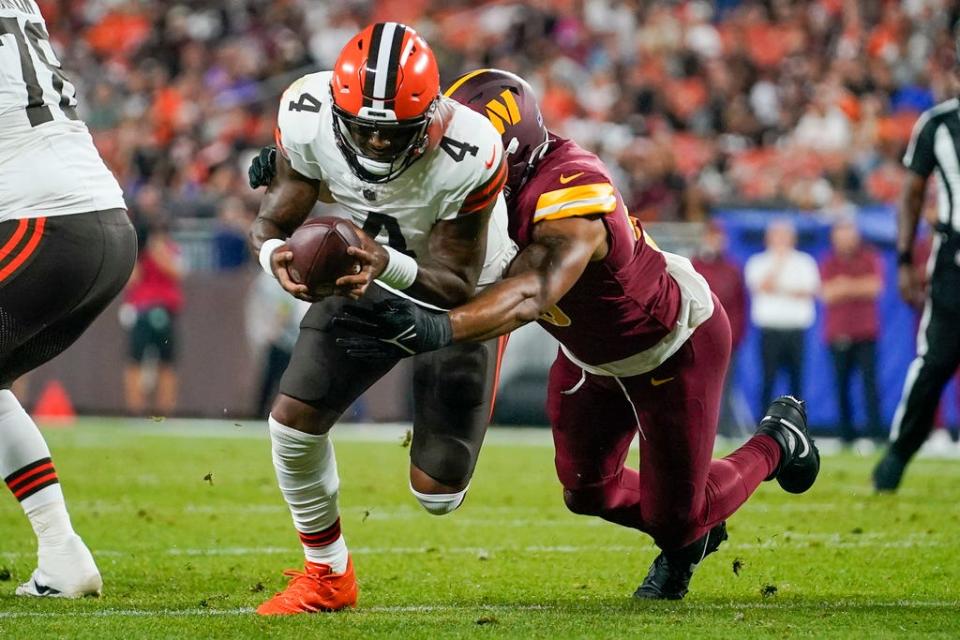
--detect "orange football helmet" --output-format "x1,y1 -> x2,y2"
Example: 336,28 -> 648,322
331,23 -> 440,182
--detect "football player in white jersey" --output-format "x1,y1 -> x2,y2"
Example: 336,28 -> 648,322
0,0 -> 136,598
248,22 -> 515,614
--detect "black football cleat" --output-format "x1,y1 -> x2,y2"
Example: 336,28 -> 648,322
755,395 -> 819,494
872,450 -> 907,493
634,522 -> 728,600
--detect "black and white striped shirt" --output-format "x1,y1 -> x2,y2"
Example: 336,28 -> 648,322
903,98 -> 960,234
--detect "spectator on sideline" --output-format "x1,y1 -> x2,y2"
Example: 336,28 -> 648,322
693,221 -> 751,435
123,198 -> 184,417
745,220 -> 820,412
819,219 -> 885,443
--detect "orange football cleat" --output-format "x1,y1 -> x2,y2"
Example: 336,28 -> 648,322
256,557 -> 358,615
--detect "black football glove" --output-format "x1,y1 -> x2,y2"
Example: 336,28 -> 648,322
332,298 -> 453,359
248,145 -> 277,189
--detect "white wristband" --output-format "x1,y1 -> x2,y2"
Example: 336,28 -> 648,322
379,246 -> 419,290
259,238 -> 286,277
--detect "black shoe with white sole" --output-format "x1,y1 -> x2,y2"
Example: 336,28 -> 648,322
755,395 -> 820,494
633,522 -> 728,600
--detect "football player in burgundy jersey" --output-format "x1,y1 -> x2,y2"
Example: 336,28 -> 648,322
333,69 -> 821,600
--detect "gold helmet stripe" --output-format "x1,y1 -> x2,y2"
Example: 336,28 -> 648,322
443,68 -> 493,97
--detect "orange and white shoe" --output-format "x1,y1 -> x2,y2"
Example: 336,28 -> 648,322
256,556 -> 358,615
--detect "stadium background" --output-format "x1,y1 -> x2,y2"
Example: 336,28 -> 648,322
21,0 -> 960,432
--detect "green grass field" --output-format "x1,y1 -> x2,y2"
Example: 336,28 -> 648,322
0,419 -> 958,639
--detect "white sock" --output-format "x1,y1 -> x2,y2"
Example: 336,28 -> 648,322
269,415 -> 348,574
0,390 -> 74,548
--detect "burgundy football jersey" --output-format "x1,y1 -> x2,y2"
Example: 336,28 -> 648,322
511,136 -> 682,366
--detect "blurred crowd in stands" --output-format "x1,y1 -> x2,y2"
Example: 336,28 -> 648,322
40,0 -> 960,237
35,1 -> 960,431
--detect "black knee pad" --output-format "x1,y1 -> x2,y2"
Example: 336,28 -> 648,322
410,432 -> 477,488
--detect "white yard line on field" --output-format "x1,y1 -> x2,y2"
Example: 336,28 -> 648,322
0,600 -> 958,619
0,535 -> 942,561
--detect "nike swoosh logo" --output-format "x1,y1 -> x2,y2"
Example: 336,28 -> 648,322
559,172 -> 584,184
484,146 -> 497,169
779,417 -> 810,458
34,582 -> 61,596
650,376 -> 675,387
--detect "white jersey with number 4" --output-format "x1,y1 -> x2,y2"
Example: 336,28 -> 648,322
0,0 -> 125,222
276,71 -> 516,288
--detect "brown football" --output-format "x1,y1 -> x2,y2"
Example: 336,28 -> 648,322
286,217 -> 363,296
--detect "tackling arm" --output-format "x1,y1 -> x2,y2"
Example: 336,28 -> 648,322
332,215 -> 607,359
447,215 -> 607,342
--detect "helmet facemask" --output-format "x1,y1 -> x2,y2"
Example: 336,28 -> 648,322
332,101 -> 436,183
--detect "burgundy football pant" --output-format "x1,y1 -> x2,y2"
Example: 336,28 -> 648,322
547,299 -> 782,551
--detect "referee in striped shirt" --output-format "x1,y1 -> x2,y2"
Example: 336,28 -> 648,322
873,91 -> 960,491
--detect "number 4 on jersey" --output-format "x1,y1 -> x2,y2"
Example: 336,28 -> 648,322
439,136 -> 479,163
288,92 -> 322,113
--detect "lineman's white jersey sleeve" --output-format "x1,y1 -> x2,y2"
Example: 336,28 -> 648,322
276,72 -> 516,289
0,0 -> 125,221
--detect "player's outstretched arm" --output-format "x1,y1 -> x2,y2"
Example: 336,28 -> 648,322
448,215 -> 606,342
333,216 -> 606,359
249,152 -> 321,300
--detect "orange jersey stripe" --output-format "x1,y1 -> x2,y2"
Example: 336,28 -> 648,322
487,334 -> 510,422
460,188 -> 502,215
461,162 -> 507,214
0,217 -> 45,283
0,219 -> 29,262
463,158 -> 506,204
274,126 -> 289,158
